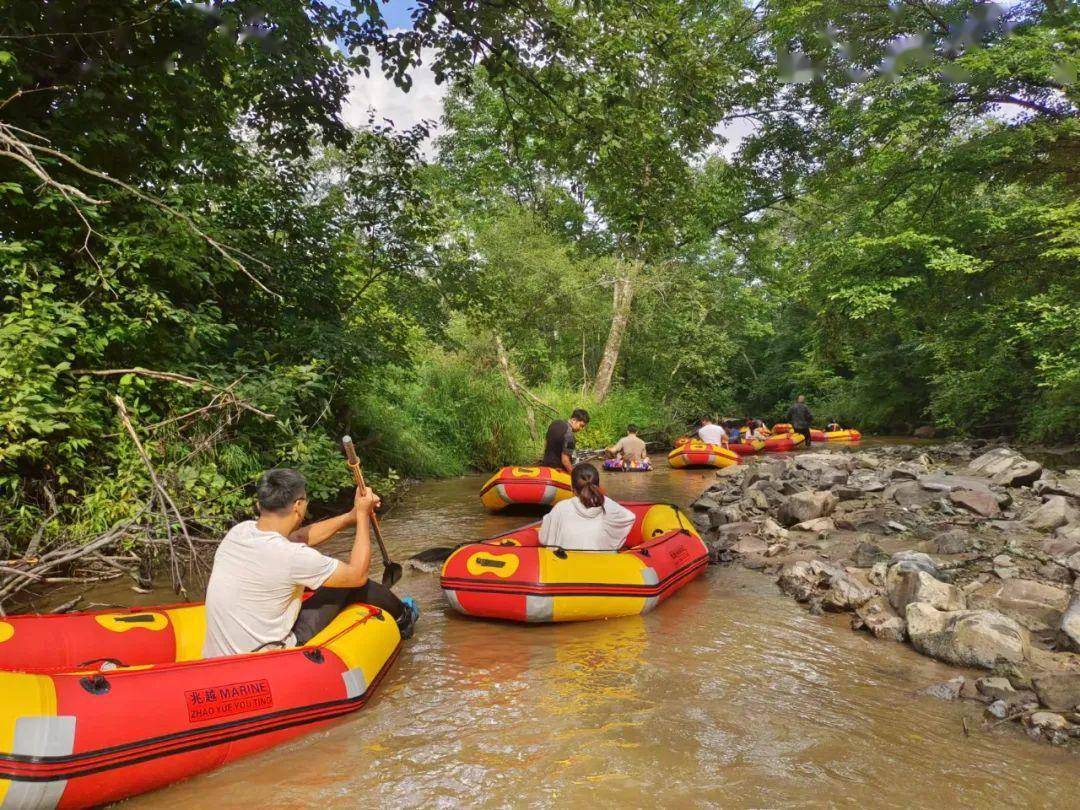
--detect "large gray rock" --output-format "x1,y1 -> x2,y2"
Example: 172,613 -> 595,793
994,460 -> 1043,488
892,480 -> 938,509
822,571 -> 879,612
906,604 -> 1029,669
887,566 -> 965,612
919,472 -> 996,493
931,528 -> 975,555
967,578 -> 1071,632
847,469 -> 886,493
1058,593 -> 1080,652
795,453 -> 854,474
778,491 -> 838,527
777,559 -> 844,602
1032,673 -> 1080,712
853,596 -> 907,641
950,488 -> 1002,518
970,447 -> 1032,478
1034,476 -> 1080,500
1027,496 -> 1079,532
889,550 -> 939,576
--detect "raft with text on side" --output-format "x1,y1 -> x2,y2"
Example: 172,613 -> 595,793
762,432 -> 806,452
727,438 -> 765,456
667,441 -> 740,469
479,466 -> 573,511
602,458 -> 653,472
440,502 -> 708,623
0,600 -> 400,809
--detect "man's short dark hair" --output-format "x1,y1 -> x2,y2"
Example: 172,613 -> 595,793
257,468 -> 307,514
571,408 -> 590,424
627,424 -> 638,434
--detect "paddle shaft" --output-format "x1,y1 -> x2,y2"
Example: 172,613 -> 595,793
342,437 -> 394,572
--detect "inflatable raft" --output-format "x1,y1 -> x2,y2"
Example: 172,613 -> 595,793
728,439 -> 765,456
602,458 -> 652,472
762,433 -> 806,452
479,466 -> 573,511
823,428 -> 861,442
0,600 -> 400,808
441,502 -> 708,623
668,441 -> 739,469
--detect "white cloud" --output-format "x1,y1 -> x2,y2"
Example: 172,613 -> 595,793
341,46 -> 448,153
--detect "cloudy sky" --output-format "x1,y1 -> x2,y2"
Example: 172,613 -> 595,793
340,0 -> 447,139
340,0 -> 751,156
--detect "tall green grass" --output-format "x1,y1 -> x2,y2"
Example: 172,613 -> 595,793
351,350 -> 681,477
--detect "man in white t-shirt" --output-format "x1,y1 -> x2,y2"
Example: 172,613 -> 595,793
202,468 -> 415,658
696,416 -> 728,446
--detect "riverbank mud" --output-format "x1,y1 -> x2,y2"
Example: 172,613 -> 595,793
691,441 -> 1080,747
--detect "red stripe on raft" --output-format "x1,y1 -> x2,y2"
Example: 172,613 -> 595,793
0,644 -> 401,783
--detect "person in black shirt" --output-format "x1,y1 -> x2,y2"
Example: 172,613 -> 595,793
786,395 -> 814,446
541,408 -> 590,472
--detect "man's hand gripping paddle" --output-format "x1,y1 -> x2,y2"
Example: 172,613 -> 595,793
342,436 -> 403,588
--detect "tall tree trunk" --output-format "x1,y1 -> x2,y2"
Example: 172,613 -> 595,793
495,335 -> 538,441
592,266 -> 637,403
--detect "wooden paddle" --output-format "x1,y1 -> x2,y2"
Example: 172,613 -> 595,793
342,435 -> 402,588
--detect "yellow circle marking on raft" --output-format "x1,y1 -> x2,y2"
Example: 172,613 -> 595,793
466,551 -> 521,578
511,466 -> 541,478
95,612 -> 169,633
0,621 -> 12,644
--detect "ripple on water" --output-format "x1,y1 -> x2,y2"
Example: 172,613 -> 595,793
117,462 -> 1077,809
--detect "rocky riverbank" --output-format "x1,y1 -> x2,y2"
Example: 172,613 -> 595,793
691,442 -> 1080,747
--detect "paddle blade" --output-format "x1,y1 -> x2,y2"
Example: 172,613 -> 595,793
381,562 -> 403,588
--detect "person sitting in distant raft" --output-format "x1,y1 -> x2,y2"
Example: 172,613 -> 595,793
696,416 -> 728,447
202,469 -> 417,659
606,424 -> 650,469
748,420 -> 768,440
541,408 -> 590,474
539,462 -> 636,551
827,420 -> 841,432
728,423 -> 744,445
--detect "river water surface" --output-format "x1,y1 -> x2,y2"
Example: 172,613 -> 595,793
116,452 -> 1077,808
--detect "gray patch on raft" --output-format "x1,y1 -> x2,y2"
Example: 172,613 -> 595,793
1,778 -> 67,810
641,596 -> 659,615
641,567 -> 659,586
526,595 -> 554,622
2,716 -> 76,810
444,590 -> 464,614
540,484 -> 556,505
342,668 -> 368,699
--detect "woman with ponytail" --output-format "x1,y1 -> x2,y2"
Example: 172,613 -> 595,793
538,462 -> 636,552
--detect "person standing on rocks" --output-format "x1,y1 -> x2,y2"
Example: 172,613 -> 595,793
787,395 -> 814,446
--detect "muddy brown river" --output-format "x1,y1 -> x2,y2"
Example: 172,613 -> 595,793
90,450 -> 1076,807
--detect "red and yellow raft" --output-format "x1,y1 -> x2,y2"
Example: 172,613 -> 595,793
667,441 -> 739,469
479,465 -> 573,511
728,439 -> 765,456
0,600 -> 400,808
823,428 -> 861,442
441,502 -> 708,623
762,432 -> 806,452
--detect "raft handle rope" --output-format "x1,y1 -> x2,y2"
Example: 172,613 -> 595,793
303,648 -> 325,664
669,503 -> 691,535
